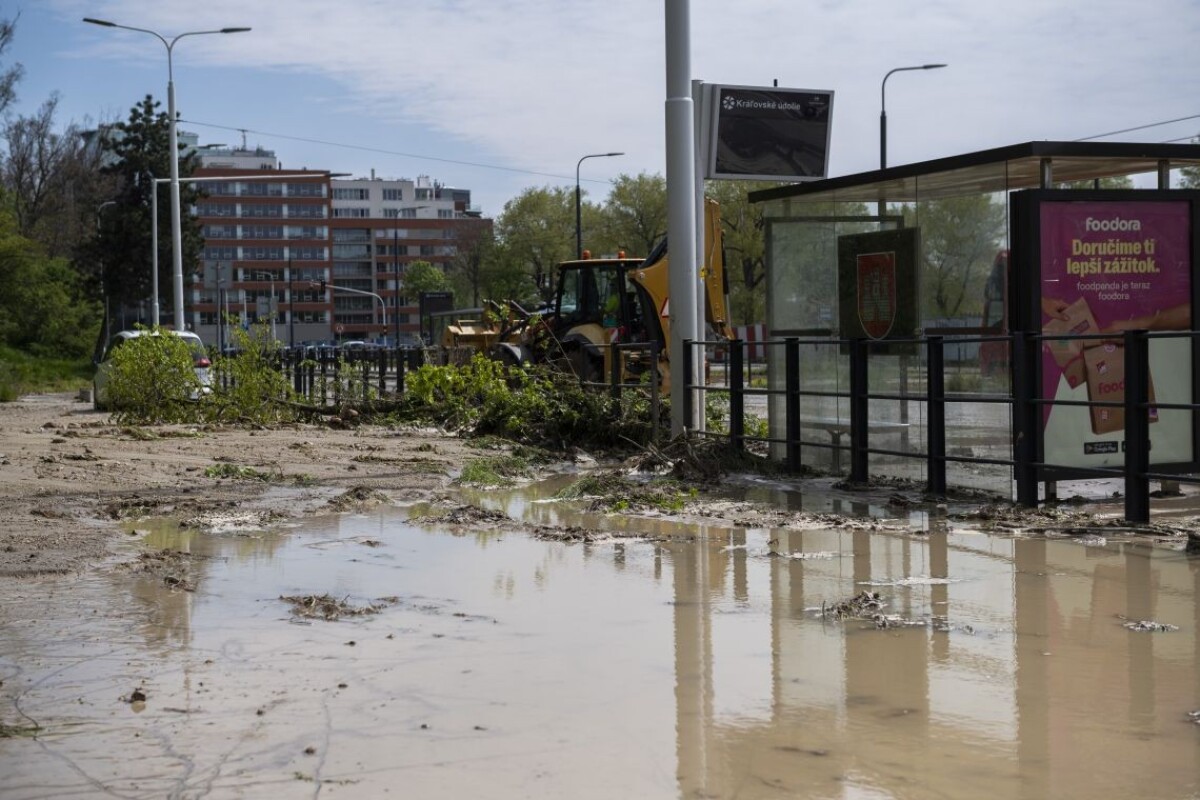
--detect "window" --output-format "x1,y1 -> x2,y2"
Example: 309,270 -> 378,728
377,227 -> 407,238
333,187 -> 370,200
241,225 -> 283,240
207,182 -> 236,196
438,209 -> 455,218
287,204 -> 327,219
333,208 -> 370,218
398,208 -> 417,219
382,188 -> 404,201
241,246 -> 284,260
419,245 -> 435,257
290,246 -> 327,261
240,204 -> 283,218
415,188 -> 433,201
333,262 -> 372,277
197,203 -> 236,217
242,182 -> 284,197
203,224 -> 237,238
287,182 -> 326,198
286,225 -> 326,239
332,229 -> 371,242
203,246 -> 237,260
332,244 -> 370,259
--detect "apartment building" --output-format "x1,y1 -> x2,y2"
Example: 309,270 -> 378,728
188,146 -> 488,347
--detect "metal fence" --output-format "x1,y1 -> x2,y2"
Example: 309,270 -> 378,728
686,330 -> 1197,524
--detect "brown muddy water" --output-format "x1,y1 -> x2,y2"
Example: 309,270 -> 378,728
2,483 -> 1199,799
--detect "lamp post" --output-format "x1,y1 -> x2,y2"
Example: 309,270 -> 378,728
288,257 -> 295,349
96,200 -> 117,338
575,152 -> 623,259
84,17 -> 250,334
247,270 -> 278,342
880,63 -> 946,170
315,282 -> 386,340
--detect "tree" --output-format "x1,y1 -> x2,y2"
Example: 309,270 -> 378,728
0,16 -> 23,117
85,95 -> 204,320
913,194 -> 1006,319
402,260 -> 449,298
703,180 -> 789,324
1180,136 -> 1200,188
598,172 -> 667,256
3,95 -> 114,258
494,186 -> 575,303
0,204 -> 100,356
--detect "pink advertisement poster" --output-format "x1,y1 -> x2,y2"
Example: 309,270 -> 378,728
1039,200 -> 1192,467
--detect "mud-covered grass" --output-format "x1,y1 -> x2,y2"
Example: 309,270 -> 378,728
279,593 -> 398,621
554,471 -> 698,513
456,454 -> 534,487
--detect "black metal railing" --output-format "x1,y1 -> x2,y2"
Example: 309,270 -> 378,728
687,329 -> 1198,524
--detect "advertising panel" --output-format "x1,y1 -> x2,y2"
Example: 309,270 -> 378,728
1039,201 -> 1192,468
707,85 -> 833,182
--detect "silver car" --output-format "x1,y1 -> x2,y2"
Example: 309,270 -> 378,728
93,330 -> 212,411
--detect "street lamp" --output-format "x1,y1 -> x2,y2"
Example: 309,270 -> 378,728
83,17 -> 250,334
96,200 -> 118,338
576,152 -> 623,259
880,63 -> 946,170
246,270 -> 278,342
314,282 -> 387,340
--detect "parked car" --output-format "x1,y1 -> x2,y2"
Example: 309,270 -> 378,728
93,330 -> 212,411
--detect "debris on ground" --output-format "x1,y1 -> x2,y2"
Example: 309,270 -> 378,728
326,486 -> 392,512
1120,617 -> 1179,633
818,591 -> 885,620
279,593 -> 398,621
118,549 -> 207,592
1187,710 -> 1200,725
411,504 -> 510,527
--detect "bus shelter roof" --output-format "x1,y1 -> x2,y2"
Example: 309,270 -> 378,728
747,140 -> 1200,205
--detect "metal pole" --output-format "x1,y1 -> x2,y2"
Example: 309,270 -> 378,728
1123,329 -> 1151,523
575,152 -> 624,259
666,0 -> 699,437
394,222 -> 400,346
149,172 -> 160,327
288,256 -> 295,348
167,68 -> 185,331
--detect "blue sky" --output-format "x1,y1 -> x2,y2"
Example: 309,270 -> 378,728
8,0 -> 1200,216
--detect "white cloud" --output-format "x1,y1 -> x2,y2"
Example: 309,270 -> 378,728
42,0 -> 1200,211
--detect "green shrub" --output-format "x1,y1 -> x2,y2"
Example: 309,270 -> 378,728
105,330 -> 204,424
208,324 -> 299,424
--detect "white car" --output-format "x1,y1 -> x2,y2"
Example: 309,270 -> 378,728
93,330 -> 213,411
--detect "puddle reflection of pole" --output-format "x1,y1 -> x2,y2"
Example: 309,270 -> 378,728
672,542 -> 713,798
1124,547 -> 1156,732
1014,539 -> 1050,797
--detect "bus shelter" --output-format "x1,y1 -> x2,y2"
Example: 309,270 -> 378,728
747,141 -> 1200,501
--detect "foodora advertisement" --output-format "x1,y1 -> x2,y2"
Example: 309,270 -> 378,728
1040,200 -> 1192,468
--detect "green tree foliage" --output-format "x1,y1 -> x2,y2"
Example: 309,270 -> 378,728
494,186 -> 575,303
0,204 -> 99,356
3,95 -> 114,259
209,323 -> 298,424
1058,176 -> 1134,189
102,329 -> 204,423
403,259 -> 449,297
1180,136 -> 1200,188
84,95 -> 204,316
597,172 -> 667,256
0,16 -> 22,115
911,195 -> 1005,319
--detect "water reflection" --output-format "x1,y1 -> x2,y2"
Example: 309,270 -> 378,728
667,529 -> 1199,799
1,496 -> 1197,798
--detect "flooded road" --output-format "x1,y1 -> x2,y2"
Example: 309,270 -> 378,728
2,488 -> 1198,799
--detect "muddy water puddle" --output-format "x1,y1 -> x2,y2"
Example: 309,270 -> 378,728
2,490 -> 1199,799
